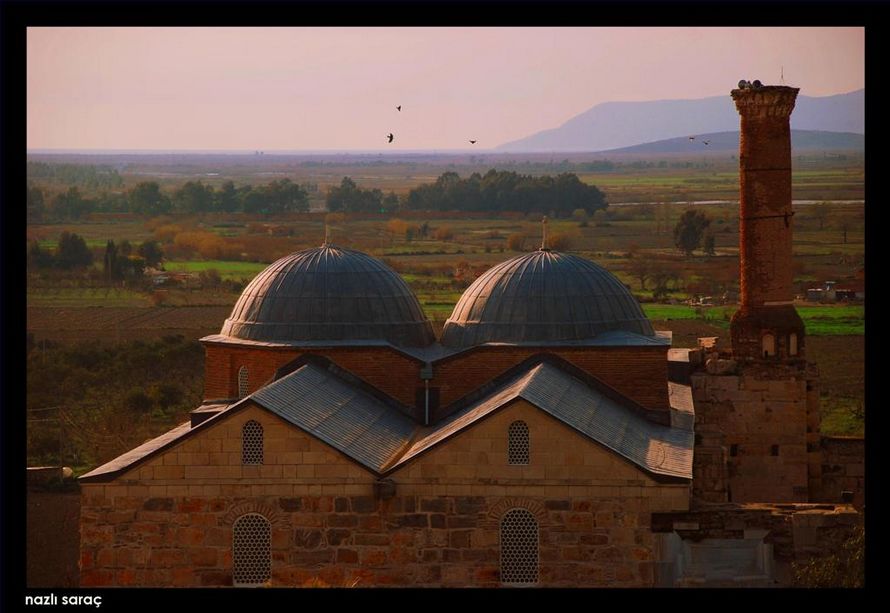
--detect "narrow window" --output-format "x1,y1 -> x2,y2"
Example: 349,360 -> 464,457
238,366 -> 249,398
242,420 -> 264,465
730,444 -> 738,457
789,333 -> 798,356
500,508 -> 539,585
233,513 -> 271,586
771,444 -> 779,457
762,334 -> 776,358
508,420 -> 530,465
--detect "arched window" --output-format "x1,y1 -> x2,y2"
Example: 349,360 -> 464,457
508,420 -> 530,465
232,513 -> 271,586
500,508 -> 539,585
238,366 -> 249,398
789,333 -> 798,356
762,334 -> 776,358
242,420 -> 264,465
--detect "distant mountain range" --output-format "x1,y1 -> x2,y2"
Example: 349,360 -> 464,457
497,89 -> 864,152
600,130 -> 864,155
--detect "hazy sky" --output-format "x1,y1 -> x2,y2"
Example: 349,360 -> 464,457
27,27 -> 864,151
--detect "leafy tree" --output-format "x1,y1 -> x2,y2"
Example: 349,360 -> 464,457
50,186 -> 92,220
215,181 -> 240,213
172,181 -> 214,213
326,177 -> 383,213
103,240 -> 121,281
673,209 -> 712,256
27,184 -> 45,222
138,240 -> 164,268
703,232 -> 716,256
27,241 -> 54,269
55,232 -> 93,270
404,170 -> 606,216
128,182 -> 171,216
627,253 -> 654,290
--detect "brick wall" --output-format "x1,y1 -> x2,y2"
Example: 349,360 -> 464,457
80,402 -> 689,587
203,342 -> 671,415
434,346 -> 669,412
691,362 -> 816,503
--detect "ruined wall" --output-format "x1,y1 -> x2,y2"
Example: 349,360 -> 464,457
652,502 -> 862,587
80,402 -> 688,587
691,360 -> 818,503
813,436 -> 865,507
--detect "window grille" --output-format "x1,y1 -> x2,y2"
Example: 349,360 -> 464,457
238,366 -> 249,398
242,420 -> 264,465
233,513 -> 271,586
508,420 -> 530,465
500,508 -> 539,585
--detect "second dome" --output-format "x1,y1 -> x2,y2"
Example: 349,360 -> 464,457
441,249 -> 655,348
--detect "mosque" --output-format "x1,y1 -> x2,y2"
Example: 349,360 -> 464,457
77,84 -> 862,588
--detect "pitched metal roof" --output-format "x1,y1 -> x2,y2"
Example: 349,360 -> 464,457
81,361 -> 692,482
441,250 -> 656,348
220,245 -> 435,347
395,362 -> 693,479
80,421 -> 193,481
250,364 -> 416,472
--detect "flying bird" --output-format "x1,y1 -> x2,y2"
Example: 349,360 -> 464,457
469,140 -> 477,145
688,136 -> 695,140
396,105 -> 401,112
387,133 -> 394,143
703,140 -> 710,146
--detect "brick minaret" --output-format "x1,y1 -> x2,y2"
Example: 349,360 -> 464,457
729,84 -> 805,360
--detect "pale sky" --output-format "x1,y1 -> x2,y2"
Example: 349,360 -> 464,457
27,27 -> 864,151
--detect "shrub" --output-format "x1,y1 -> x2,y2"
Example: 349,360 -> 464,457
507,233 -> 526,251
434,226 -> 454,241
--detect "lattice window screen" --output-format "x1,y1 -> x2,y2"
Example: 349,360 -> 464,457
233,513 -> 271,586
241,420 -> 264,465
500,508 -> 539,585
238,366 -> 249,398
508,420 -> 530,465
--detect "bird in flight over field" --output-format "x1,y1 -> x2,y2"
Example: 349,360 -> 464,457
688,136 -> 695,140
469,140 -> 477,145
703,140 -> 710,146
396,105 -> 401,112
387,133 -> 394,143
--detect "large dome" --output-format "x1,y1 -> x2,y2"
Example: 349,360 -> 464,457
440,249 -> 654,348
220,245 -> 435,346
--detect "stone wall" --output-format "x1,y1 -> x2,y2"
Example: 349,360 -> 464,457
80,402 -> 689,587
28,489 -> 81,587
652,502 -> 862,587
691,360 -> 818,503
813,436 -> 865,507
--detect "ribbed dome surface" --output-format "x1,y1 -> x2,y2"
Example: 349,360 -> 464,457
440,250 -> 654,348
220,245 -> 435,346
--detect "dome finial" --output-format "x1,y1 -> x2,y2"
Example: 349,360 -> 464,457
322,220 -> 330,247
541,215 -> 549,251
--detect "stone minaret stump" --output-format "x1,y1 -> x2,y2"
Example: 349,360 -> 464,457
729,84 -> 805,360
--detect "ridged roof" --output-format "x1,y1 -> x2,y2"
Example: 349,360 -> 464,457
441,250 -> 655,348
220,245 -> 435,347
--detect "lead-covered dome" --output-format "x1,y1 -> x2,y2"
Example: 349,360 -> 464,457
441,249 -> 654,348
220,245 -> 435,346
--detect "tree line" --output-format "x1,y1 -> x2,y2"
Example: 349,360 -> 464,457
27,178 -> 312,222
28,232 -> 164,282
401,170 -> 607,216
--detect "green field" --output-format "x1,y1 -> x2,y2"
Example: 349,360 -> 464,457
164,260 -> 268,280
640,304 -> 863,336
